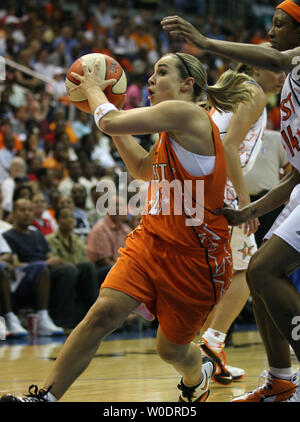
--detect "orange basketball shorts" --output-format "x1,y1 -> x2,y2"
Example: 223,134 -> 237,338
101,228 -> 232,345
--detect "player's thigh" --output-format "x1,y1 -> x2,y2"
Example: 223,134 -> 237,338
249,234 -> 300,278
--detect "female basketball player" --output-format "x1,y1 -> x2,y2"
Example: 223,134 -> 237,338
162,0 -> 300,402
200,60 -> 285,385
0,53 -> 253,402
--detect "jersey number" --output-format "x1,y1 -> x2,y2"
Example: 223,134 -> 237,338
281,126 -> 300,157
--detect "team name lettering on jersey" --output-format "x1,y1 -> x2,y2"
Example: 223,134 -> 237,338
280,81 -> 300,160
152,163 -> 168,181
281,92 -> 295,121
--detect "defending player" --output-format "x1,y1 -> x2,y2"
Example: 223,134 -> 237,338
200,60 -> 285,385
162,0 -> 300,402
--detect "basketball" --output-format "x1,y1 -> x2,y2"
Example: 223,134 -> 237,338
65,53 -> 127,113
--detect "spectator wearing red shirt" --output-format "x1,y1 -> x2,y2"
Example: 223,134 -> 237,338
31,192 -> 56,236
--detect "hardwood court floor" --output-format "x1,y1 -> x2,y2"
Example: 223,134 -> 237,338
0,328 -> 298,403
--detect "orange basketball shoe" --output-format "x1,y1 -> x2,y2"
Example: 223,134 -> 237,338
232,370 -> 299,402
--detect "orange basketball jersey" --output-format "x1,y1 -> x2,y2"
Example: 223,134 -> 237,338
101,112 -> 232,343
141,111 -> 230,251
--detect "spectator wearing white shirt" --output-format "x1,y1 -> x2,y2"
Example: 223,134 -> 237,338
1,156 -> 27,216
93,1 -> 115,29
0,132 -> 17,183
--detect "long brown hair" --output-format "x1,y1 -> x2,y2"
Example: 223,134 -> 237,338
173,52 -> 254,113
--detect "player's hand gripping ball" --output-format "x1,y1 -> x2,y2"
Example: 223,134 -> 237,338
66,53 -> 127,113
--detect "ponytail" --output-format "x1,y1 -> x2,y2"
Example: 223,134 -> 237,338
172,52 -> 254,113
206,70 -> 254,113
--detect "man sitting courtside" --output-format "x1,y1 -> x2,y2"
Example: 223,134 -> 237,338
0,228 -> 63,337
2,198 -> 87,329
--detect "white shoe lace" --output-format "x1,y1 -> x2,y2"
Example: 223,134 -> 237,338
285,369 -> 300,401
258,370 -> 270,388
241,370 -> 270,399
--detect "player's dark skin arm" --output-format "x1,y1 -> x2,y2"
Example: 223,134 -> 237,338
161,16 -> 300,73
217,166 -> 300,225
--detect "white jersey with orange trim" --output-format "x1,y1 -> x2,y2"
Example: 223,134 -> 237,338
262,72 -> 300,253
210,83 -> 267,206
280,72 -> 300,173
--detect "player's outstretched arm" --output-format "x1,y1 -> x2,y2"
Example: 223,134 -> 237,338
216,166 -> 300,224
161,15 -> 297,73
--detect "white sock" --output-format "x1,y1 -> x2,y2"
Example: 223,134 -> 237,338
45,391 -> 57,402
269,366 -> 293,380
202,328 -> 226,353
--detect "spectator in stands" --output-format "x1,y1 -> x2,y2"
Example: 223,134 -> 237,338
43,140 -> 69,181
71,111 -> 92,139
1,156 -> 27,216
0,131 -> 18,183
23,130 -> 45,164
94,1 -> 115,30
36,167 -> 57,206
12,183 -> 33,203
46,207 -> 99,319
0,225 -> 64,337
124,74 -> 145,110
31,192 -> 55,236
57,159 -> 81,195
87,185 -> 107,228
14,49 -> 40,91
33,49 -> 56,79
0,233 -> 28,337
87,194 -> 131,268
2,198 -> 90,329
45,67 -> 67,101
0,119 -> 23,151
10,106 -> 29,141
79,161 -> 98,210
71,183 -> 90,242
48,41 -> 70,69
52,26 -> 79,65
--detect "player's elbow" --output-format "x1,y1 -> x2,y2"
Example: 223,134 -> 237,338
99,112 -> 119,135
273,51 -> 292,73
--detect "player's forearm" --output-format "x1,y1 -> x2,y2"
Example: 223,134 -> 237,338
204,39 -> 285,73
85,86 -> 112,113
111,135 -> 153,181
225,146 -> 250,206
243,169 -> 299,220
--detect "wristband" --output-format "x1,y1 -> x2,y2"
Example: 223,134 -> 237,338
94,103 -> 118,129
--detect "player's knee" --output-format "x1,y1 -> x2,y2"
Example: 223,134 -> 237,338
246,253 -> 265,294
157,342 -> 185,365
84,299 -> 125,334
